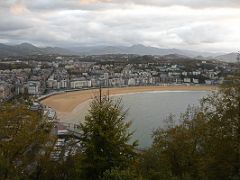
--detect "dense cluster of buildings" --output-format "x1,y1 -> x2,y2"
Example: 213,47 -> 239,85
0,55 -> 237,101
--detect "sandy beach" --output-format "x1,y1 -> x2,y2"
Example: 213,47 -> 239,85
41,85 -> 217,123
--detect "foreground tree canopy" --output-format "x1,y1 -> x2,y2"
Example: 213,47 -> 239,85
0,102 -> 54,179
78,96 -> 138,179
140,75 -> 240,180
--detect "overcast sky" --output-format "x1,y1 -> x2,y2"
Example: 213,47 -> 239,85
0,0 -> 240,52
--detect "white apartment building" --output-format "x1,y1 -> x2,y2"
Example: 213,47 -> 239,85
184,78 -> 191,83
128,78 -> 136,86
28,81 -> 40,95
0,83 -> 11,100
70,79 -> 91,89
193,78 -> 199,84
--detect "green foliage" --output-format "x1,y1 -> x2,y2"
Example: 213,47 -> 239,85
0,103 -> 55,179
32,156 -> 81,180
140,75 -> 240,180
0,62 -> 31,70
101,167 -> 140,180
78,96 -> 138,179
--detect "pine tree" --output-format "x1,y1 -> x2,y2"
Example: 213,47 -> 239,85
79,95 -> 138,179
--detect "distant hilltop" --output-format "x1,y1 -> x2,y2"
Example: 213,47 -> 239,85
0,42 -> 238,63
0,43 -> 73,57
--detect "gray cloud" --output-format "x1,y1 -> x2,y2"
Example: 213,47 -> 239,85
2,0 -> 240,12
112,0 -> 240,8
0,0 -> 240,52
0,20 -> 31,32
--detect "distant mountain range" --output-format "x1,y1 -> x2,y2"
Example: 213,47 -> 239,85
70,44 -> 221,58
215,53 -> 239,63
0,43 -> 238,63
0,43 -> 73,57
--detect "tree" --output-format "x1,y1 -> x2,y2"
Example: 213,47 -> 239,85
139,109 -> 205,180
140,74 -> 240,180
199,74 -> 240,179
101,167 -> 140,180
0,102 -> 55,179
78,95 -> 138,179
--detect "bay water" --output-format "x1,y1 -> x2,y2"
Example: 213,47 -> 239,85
115,91 -> 209,149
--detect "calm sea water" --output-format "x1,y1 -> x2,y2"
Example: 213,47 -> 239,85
115,91 -> 209,149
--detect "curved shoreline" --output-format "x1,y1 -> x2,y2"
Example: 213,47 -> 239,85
41,85 -> 217,120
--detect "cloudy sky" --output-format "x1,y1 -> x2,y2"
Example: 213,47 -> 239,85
0,0 -> 240,52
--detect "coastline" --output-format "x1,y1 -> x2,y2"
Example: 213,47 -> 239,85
41,85 -> 217,123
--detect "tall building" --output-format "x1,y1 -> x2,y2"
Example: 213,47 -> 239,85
27,81 -> 40,95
